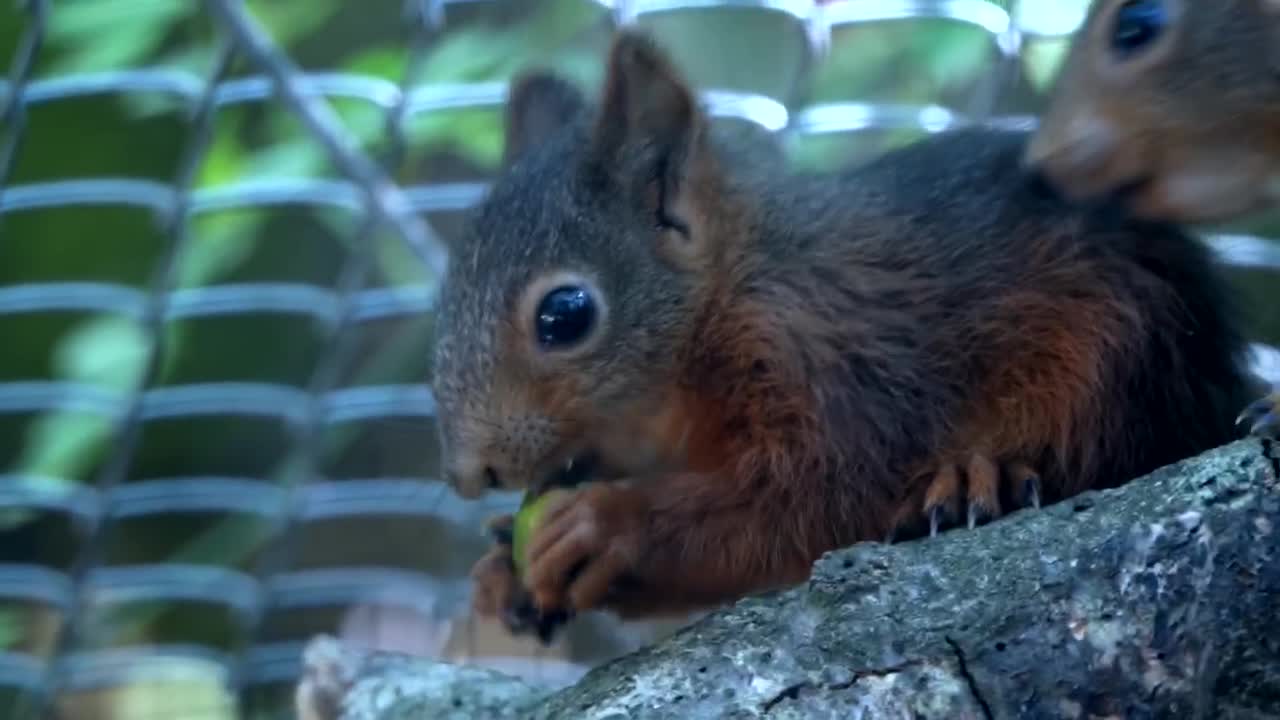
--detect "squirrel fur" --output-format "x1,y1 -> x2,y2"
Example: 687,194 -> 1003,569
1025,0 -> 1280,439
431,30 -> 1258,634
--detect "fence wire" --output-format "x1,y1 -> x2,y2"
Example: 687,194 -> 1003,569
0,1 -> 1278,718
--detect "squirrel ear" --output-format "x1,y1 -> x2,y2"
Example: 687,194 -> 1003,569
503,72 -> 586,167
594,31 -> 699,155
591,31 -> 704,238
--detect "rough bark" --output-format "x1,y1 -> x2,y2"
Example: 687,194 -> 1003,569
297,438 -> 1280,720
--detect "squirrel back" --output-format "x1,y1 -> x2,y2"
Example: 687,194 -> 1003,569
750,128 -> 1254,505
433,30 -> 1256,621
1024,0 -> 1280,223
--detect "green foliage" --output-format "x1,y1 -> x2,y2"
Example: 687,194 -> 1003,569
809,20 -> 996,105
0,612 -> 18,649
15,314 -> 147,474
43,0 -> 200,75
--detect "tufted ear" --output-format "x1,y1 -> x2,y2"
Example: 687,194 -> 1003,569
592,31 -> 700,159
502,72 -> 587,167
588,30 -> 707,248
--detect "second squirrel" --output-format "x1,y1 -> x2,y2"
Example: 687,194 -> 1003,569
1023,0 -> 1280,438
432,30 -> 1259,635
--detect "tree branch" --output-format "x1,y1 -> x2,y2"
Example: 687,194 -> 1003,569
299,438 -> 1280,720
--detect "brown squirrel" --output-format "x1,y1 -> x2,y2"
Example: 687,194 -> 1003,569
430,29 -> 1258,637
1023,0 -> 1280,438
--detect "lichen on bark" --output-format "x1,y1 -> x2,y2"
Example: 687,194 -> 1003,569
298,439 -> 1280,720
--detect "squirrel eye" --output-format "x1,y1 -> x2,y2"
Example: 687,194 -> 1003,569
535,285 -> 597,349
1110,0 -> 1167,57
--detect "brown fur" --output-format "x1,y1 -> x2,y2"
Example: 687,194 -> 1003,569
433,30 -> 1257,635
1026,0 -> 1280,438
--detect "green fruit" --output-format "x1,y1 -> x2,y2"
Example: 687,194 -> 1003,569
512,488 -> 571,579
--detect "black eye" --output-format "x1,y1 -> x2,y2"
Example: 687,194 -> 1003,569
535,285 -> 596,349
1110,0 -> 1167,57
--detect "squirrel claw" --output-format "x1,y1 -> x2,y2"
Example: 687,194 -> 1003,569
1005,462 -> 1041,510
524,483 -> 649,616
920,463 -> 962,537
484,514 -> 515,545
925,454 -> 1000,533
470,542 -> 573,643
900,453 -> 1042,540
1237,393 -> 1280,439
965,503 -> 984,531
502,598 -> 571,646
1022,472 -> 1042,510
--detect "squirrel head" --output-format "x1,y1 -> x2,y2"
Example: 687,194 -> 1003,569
432,31 -> 739,499
1024,0 -> 1280,223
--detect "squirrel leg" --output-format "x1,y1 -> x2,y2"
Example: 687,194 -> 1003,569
470,515 -> 569,643
471,514 -> 518,618
521,476 -> 821,620
483,512 -> 514,544
890,454 -> 1042,541
1238,391 -> 1280,439
469,543 -> 520,620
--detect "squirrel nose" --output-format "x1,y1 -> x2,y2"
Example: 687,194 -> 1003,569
1023,111 -> 1134,203
443,460 -> 506,499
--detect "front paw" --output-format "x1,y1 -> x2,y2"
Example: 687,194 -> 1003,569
523,482 -> 649,616
888,453 -> 1042,542
469,544 -> 568,644
484,513 -> 516,545
1238,392 -> 1279,440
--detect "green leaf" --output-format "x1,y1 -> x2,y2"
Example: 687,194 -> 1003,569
0,610 -> 21,650
45,0 -> 195,74
245,0 -> 341,48
197,120 -> 250,189
11,315 -> 150,490
417,28 -> 513,85
13,412 -> 114,490
343,46 -> 408,82
53,314 -> 150,391
177,211 -> 261,289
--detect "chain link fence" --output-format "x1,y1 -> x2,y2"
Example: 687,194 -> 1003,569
1,0 -> 1277,718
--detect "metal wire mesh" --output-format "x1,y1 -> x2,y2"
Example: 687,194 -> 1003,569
1,0 -> 1278,718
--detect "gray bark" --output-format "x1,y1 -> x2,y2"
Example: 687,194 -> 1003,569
296,438 -> 1280,720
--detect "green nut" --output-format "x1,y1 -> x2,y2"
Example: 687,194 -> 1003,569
512,488 -> 571,579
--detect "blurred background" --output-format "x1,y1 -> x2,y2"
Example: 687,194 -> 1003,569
0,1 -> 1277,718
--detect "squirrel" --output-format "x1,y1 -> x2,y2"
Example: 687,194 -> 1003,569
430,29 -> 1259,637
1022,0 -> 1280,439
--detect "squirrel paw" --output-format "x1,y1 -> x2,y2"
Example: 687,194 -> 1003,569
523,482 -> 649,616
1237,392 -> 1280,440
470,531 -> 569,645
484,513 -> 515,545
889,454 -> 1041,541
